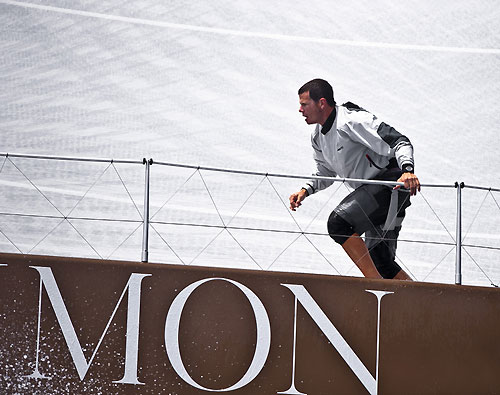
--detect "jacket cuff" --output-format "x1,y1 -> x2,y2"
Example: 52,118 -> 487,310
401,162 -> 414,173
303,184 -> 315,196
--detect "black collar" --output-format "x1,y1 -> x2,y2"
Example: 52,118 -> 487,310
320,106 -> 336,135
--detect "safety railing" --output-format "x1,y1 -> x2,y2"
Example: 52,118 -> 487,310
1,152 -> 499,287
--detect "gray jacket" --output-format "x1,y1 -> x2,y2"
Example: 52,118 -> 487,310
303,102 -> 414,194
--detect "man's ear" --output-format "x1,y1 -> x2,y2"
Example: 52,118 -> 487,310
318,97 -> 328,109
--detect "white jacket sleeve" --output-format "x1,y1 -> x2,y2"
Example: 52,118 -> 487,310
303,129 -> 337,195
346,110 -> 414,169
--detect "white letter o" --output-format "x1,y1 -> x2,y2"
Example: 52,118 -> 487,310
165,277 -> 271,392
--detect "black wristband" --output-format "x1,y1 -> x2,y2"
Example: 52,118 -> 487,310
402,164 -> 414,173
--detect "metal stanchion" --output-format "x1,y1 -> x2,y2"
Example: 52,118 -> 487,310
141,158 -> 152,262
455,182 -> 464,285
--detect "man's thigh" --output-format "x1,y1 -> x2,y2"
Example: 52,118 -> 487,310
333,183 -> 392,235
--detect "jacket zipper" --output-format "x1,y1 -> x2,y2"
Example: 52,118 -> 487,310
365,154 -> 383,170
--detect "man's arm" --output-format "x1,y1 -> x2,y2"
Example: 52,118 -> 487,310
289,188 -> 308,211
394,171 -> 421,196
344,107 -> 415,171
290,130 -> 337,210
345,108 -> 419,193
302,129 -> 337,195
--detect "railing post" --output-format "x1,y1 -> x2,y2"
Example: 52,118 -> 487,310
141,158 -> 152,263
455,182 -> 464,285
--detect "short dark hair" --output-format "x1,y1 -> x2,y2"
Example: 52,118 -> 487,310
298,79 -> 335,106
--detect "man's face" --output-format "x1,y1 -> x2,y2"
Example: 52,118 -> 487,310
299,91 -> 322,125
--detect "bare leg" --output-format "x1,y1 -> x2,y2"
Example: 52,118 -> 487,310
342,233 -> 382,279
393,269 -> 413,281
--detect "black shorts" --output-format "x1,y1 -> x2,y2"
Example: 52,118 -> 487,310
327,171 -> 411,279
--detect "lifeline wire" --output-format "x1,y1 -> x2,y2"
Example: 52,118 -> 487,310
462,189 -> 490,243
149,223 -> 186,265
105,222 -> 144,260
7,158 -> 104,258
111,163 -> 144,220
462,246 -> 498,287
421,246 -> 456,281
266,175 -> 345,274
265,176 -> 341,273
0,157 -> 23,253
195,169 -> 264,269
1,154 -> 500,285
150,168 -> 198,220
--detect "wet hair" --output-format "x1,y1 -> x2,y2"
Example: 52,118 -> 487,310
298,79 -> 335,106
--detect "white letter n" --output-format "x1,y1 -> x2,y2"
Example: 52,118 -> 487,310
279,284 -> 393,395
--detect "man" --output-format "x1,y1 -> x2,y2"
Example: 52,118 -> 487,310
289,79 -> 420,280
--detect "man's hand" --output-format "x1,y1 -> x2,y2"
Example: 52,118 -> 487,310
394,172 -> 421,196
289,189 -> 308,211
